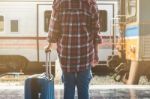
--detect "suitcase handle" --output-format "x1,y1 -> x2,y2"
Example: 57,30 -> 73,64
45,51 -> 53,80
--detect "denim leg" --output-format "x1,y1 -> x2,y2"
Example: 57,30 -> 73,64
62,72 -> 76,99
76,67 -> 93,99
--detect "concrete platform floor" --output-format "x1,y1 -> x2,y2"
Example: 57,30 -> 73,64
0,85 -> 150,99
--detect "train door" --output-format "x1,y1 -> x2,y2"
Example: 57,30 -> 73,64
37,4 -> 52,62
97,3 -> 118,63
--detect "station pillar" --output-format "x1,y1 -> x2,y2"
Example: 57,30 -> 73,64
126,61 -> 140,84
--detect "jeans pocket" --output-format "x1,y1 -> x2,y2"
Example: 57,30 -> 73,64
88,69 -> 93,83
61,74 -> 64,83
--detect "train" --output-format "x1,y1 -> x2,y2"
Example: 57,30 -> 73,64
108,0 -> 150,84
0,0 -> 118,74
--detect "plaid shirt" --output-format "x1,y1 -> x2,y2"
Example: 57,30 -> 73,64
48,0 -> 100,72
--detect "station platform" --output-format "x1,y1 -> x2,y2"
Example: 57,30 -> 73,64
0,85 -> 150,99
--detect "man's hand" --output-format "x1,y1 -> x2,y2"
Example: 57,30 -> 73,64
45,43 -> 51,53
45,43 -> 57,53
92,56 -> 99,67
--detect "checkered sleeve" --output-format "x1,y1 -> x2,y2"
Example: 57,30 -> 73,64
47,4 -> 61,43
91,4 -> 100,45
91,4 -> 100,61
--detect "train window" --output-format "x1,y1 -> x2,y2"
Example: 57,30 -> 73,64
11,20 -> 18,32
127,0 -> 137,17
126,0 -> 137,23
99,10 -> 107,32
0,16 -> 4,32
44,10 -> 51,32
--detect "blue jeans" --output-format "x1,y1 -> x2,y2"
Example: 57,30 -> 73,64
62,66 -> 92,99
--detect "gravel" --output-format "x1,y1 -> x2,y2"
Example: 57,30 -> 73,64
0,74 -> 150,86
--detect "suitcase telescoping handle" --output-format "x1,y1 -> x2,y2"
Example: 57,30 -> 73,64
45,51 -> 53,80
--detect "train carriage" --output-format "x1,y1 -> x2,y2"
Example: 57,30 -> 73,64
111,0 -> 150,84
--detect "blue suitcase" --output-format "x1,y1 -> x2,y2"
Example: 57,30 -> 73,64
24,52 -> 54,99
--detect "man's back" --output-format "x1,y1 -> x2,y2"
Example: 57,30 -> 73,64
48,0 -> 100,72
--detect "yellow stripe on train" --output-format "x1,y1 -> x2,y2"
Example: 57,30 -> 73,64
125,37 -> 139,61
